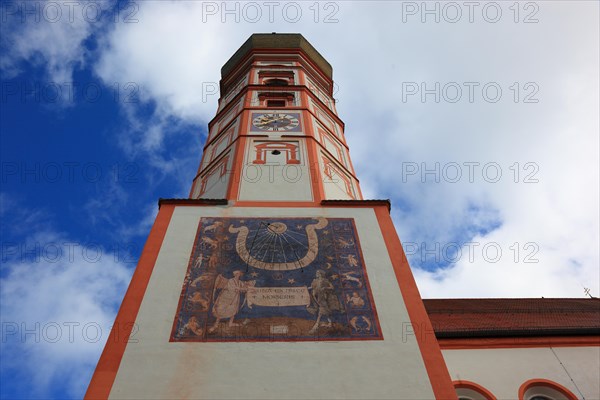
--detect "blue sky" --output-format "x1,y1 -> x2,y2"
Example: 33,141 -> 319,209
1,1 -> 599,399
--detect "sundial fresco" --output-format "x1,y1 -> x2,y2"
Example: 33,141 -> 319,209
170,217 -> 382,342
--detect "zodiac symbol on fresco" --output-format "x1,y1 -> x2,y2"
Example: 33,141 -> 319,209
191,273 -> 214,287
181,316 -> 204,337
340,254 -> 359,268
206,253 -> 220,270
201,237 -> 219,248
338,272 -> 363,288
188,291 -> 210,311
204,221 -> 223,233
336,238 -> 354,248
350,316 -> 372,333
192,255 -> 204,269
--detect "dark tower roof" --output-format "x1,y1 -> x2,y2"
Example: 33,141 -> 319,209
221,33 -> 333,79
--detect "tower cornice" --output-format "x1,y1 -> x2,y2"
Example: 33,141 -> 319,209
221,33 -> 333,80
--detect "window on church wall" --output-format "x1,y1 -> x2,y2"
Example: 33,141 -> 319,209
519,380 -> 577,400
455,390 -> 490,400
267,99 -> 286,108
454,381 -> 496,400
264,78 -> 289,86
257,92 -> 296,108
524,390 -> 570,400
258,70 -> 295,86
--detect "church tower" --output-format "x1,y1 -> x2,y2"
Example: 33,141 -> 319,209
86,33 -> 456,399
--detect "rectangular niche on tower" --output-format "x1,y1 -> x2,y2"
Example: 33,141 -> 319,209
238,139 -> 313,202
170,217 -> 383,342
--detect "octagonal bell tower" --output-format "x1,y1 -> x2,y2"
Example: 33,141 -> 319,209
191,33 -> 360,203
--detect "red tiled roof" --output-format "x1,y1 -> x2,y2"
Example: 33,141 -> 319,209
423,298 -> 600,338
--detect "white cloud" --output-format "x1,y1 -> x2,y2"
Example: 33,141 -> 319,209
1,228 -> 132,398
0,0 -> 115,85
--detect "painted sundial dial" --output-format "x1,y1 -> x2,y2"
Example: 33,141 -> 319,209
230,218 -> 328,271
171,217 -> 382,342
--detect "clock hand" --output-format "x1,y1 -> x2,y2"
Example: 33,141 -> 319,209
266,116 -> 290,124
256,116 -> 288,126
256,119 -> 277,126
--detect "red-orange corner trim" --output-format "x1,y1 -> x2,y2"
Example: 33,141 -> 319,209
453,380 -> 497,399
518,378 -> 578,400
84,204 -> 175,399
374,206 -> 457,399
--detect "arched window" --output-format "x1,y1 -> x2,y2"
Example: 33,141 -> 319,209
454,381 -> 497,400
264,78 -> 289,86
518,379 -> 578,400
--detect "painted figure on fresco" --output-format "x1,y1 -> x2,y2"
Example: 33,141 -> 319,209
346,292 -> 365,308
308,270 -> 343,334
209,270 -> 256,332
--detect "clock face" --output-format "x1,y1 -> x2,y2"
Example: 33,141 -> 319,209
251,113 -> 301,132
